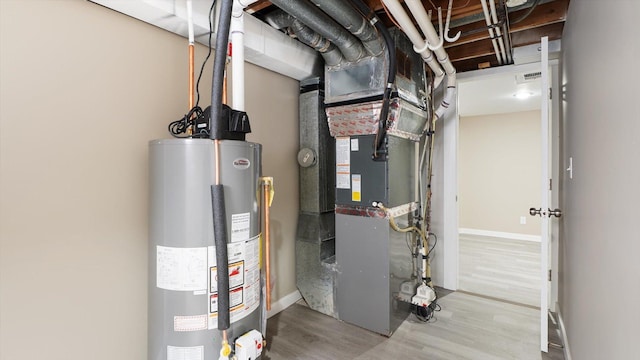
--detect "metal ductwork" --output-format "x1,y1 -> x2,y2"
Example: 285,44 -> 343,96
265,10 -> 343,66
269,0 -> 367,63
309,0 -> 384,57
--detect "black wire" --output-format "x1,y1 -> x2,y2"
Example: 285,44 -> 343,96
427,232 -> 438,257
195,0 -> 217,108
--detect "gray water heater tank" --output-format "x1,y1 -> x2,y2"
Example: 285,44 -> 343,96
148,139 -> 263,360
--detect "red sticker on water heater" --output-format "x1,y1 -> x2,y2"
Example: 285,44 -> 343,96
232,158 -> 250,170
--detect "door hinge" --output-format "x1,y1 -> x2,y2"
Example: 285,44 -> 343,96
549,179 -> 552,191
548,269 -> 552,281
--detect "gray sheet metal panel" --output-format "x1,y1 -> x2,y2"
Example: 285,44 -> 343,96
335,135 -> 388,207
296,213 -> 338,317
388,136 -> 415,207
299,85 -> 335,213
335,135 -> 414,208
148,139 -> 263,360
335,214 -> 411,335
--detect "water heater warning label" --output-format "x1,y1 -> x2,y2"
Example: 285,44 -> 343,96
231,212 -> 251,242
207,236 -> 260,329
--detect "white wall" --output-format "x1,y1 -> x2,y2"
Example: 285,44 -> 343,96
458,111 -> 541,235
430,89 -> 458,290
0,1 -> 299,359
560,1 -> 640,359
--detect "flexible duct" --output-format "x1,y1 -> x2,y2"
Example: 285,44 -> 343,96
265,10 -> 343,66
309,0 -> 384,57
269,0 -> 366,62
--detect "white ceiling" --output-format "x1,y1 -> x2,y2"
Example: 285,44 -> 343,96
456,41 -> 561,117
458,69 -> 542,117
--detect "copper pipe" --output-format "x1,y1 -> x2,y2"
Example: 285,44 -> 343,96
263,181 -> 272,311
222,68 -> 228,105
214,140 -> 221,185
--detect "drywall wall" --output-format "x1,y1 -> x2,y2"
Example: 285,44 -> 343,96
458,111 -> 541,235
0,0 -> 299,359
429,88 -> 458,289
560,1 -> 640,359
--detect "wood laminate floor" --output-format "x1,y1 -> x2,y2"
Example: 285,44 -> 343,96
459,234 -> 541,308
264,291 -> 564,360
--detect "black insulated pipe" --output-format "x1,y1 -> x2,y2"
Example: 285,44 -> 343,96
211,185 -> 230,330
210,0 -> 234,140
269,0 -> 366,62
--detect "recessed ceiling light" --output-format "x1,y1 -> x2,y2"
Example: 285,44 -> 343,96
514,91 -> 534,99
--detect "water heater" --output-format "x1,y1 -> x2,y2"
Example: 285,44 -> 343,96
148,138 -> 264,360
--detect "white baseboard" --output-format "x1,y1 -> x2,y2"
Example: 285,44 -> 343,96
267,290 -> 301,319
459,228 -> 541,242
557,308 -> 573,360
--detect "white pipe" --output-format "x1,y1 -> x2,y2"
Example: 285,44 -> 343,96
426,8 -> 444,51
479,0 -> 503,65
186,0 -> 194,44
380,0 -> 445,88
489,0 -> 507,64
229,0 -> 258,111
444,0 -> 461,43
401,0 -> 457,123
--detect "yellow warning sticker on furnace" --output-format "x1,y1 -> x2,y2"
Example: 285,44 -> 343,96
352,174 -> 361,202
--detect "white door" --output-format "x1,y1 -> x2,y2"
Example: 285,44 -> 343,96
538,36 -> 550,353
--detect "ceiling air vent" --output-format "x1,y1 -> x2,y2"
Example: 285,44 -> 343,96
516,71 -> 542,84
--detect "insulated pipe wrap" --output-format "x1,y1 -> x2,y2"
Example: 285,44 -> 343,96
211,184 -> 230,330
265,10 -> 343,66
269,0 -> 366,62
309,0 -> 384,56
210,0 -> 234,140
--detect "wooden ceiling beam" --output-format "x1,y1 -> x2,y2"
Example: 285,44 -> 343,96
246,0 -> 273,14
446,38 -> 499,61
509,0 -> 568,32
511,22 -> 564,47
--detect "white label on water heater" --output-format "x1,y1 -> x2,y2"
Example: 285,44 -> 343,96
336,137 -> 351,189
231,212 -> 251,242
173,315 -> 208,332
156,246 -> 208,291
167,345 -> 203,360
207,236 -> 261,329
